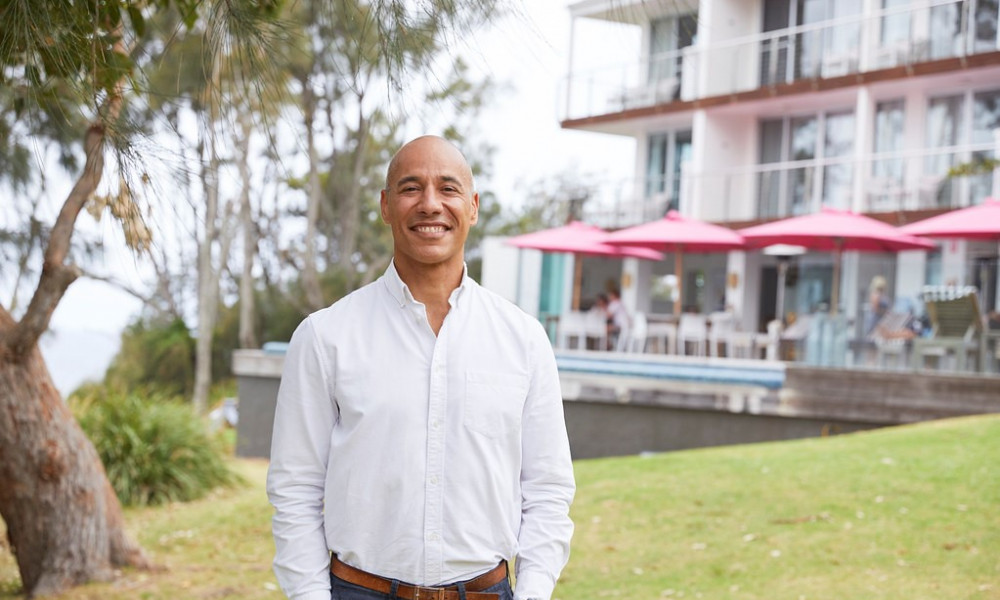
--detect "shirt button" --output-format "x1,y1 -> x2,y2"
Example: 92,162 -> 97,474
430,475 -> 439,485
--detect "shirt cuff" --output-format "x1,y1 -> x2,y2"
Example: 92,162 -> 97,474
514,570 -> 556,600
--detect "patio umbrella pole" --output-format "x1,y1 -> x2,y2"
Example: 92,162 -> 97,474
674,247 -> 684,316
572,255 -> 583,310
776,258 -> 788,325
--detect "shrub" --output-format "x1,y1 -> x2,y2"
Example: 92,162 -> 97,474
74,390 -> 240,506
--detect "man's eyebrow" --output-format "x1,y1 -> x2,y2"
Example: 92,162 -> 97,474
394,175 -> 421,187
393,174 -> 465,188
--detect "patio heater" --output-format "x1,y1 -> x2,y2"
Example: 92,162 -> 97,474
764,244 -> 806,325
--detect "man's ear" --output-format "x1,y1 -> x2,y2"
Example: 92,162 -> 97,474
470,192 -> 480,225
380,189 -> 389,223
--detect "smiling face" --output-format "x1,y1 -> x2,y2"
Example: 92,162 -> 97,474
380,136 -> 479,277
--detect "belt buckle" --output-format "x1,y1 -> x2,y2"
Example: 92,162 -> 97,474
412,586 -> 446,600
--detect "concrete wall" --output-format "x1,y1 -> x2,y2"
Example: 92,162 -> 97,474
236,375 -> 280,459
233,349 -> 1000,460
233,351 -> 283,458
564,401 -> 878,460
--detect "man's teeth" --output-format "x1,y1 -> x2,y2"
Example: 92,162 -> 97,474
415,226 -> 447,232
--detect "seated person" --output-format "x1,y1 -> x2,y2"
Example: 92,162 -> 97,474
606,288 -> 630,349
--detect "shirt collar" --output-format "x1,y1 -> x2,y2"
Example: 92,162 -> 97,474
382,260 -> 472,308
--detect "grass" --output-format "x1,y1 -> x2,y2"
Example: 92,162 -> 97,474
0,460 -> 276,600
1,416 -> 998,599
562,414 -> 1000,600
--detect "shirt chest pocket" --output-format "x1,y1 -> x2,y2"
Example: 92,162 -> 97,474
464,370 -> 528,438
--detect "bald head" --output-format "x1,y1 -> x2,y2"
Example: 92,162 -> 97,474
384,135 -> 475,193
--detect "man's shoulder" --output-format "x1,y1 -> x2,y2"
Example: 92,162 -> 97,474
307,279 -> 383,325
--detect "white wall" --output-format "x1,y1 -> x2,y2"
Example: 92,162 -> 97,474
481,237 -> 542,318
621,257 -> 654,315
695,112 -> 757,221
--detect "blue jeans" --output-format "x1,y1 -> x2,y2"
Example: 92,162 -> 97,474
330,573 -> 514,600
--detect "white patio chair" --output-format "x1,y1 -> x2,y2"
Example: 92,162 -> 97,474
762,319 -> 782,361
707,311 -> 735,357
556,311 -> 587,350
618,311 -> 650,353
677,313 -> 708,356
583,310 -> 609,351
645,319 -> 677,354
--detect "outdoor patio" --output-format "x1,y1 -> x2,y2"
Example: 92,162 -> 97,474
514,201 -> 1000,377
550,299 -> 1000,376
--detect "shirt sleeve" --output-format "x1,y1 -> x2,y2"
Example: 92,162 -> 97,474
514,322 -> 576,600
266,316 -> 338,600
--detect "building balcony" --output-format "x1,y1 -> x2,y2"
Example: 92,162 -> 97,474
580,143 -> 997,228
560,0 -> 1000,125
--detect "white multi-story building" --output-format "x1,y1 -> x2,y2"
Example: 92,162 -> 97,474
547,0 -> 1000,335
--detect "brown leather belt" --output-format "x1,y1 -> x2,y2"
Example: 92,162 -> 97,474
330,556 -> 507,600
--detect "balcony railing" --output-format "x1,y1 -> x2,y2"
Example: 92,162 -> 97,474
560,0 -> 999,122
579,143 -> 997,228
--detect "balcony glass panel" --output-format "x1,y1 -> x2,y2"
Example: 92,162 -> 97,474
823,111 -> 856,210
870,99 -> 907,210
561,0 -> 998,123
930,3 -> 964,58
925,94 -> 965,207
974,0 -> 999,52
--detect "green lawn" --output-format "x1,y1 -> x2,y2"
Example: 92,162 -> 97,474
2,415 -> 998,599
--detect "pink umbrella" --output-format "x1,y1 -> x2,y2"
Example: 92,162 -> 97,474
738,207 -> 935,314
604,210 -> 746,315
900,198 -> 1000,323
507,221 -> 664,260
507,221 -> 664,309
898,197 -> 1000,240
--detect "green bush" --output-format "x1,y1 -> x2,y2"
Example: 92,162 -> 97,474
74,390 -> 241,506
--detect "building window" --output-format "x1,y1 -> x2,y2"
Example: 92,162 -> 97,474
646,130 -> 692,215
921,87 -> 999,208
973,0 -> 999,53
759,0 -> 862,85
925,250 -> 943,286
924,93 -> 964,206
757,109 -> 855,218
929,2 -> 964,59
648,13 -> 697,100
926,0 -> 998,58
971,88 -> 1000,201
871,99 -> 906,208
880,0 -> 911,47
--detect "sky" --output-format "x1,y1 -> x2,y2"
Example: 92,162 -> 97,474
40,0 -> 638,394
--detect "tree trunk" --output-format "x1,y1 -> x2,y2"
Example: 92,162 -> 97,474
237,110 -> 258,349
301,82 -> 325,311
0,315 -> 148,598
336,109 -> 369,292
192,58 -> 223,415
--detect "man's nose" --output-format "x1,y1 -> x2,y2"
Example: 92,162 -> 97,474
416,189 -> 443,213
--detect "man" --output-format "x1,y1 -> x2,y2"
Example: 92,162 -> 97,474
267,135 -> 576,600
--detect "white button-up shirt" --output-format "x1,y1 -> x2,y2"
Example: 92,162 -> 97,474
267,263 -> 575,600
